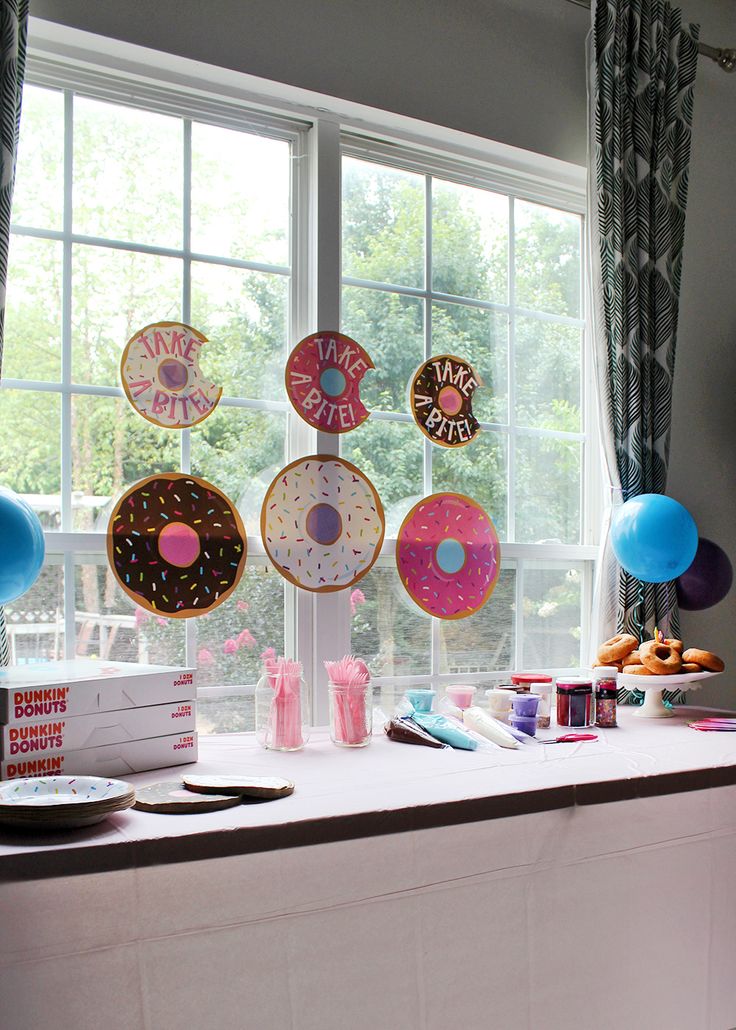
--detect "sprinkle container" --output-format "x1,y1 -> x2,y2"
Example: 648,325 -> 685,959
594,667 -> 618,728
556,678 -> 593,728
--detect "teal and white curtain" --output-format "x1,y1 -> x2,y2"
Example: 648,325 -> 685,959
0,0 -> 29,665
588,0 -> 699,701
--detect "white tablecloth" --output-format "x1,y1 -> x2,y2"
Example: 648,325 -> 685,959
2,707 -> 736,1029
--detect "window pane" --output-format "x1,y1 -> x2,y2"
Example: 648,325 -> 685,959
514,200 -> 581,317
342,157 -> 424,289
341,419 -> 424,531
190,407 -> 286,534
438,565 -> 515,672
515,317 -> 581,432
190,262 -> 288,401
73,96 -> 182,248
5,236 -> 62,381
5,560 -> 65,664
195,564 -> 285,704
74,555 -> 185,664
432,301 -> 508,424
71,396 -> 180,531
13,84 -> 64,231
432,179 -> 507,303
515,435 -> 581,544
522,561 -> 583,668
341,286 -> 423,413
72,245 -> 182,386
0,390 -> 60,529
191,124 -> 289,266
351,563 -> 431,677
432,432 -> 508,541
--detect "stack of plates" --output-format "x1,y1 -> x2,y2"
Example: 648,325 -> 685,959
0,775 -> 135,829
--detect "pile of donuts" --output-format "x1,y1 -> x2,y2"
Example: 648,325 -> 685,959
595,633 -> 725,676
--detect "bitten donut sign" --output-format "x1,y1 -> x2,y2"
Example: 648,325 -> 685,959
107,473 -> 246,618
121,321 -> 222,429
396,492 -> 500,619
285,332 -> 373,433
409,355 -> 482,447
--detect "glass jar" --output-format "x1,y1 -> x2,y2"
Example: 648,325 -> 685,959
329,682 -> 372,747
556,678 -> 594,728
255,674 -> 311,751
594,667 -> 618,728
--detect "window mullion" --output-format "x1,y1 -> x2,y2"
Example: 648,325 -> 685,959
309,117 -> 348,725
507,195 -> 517,545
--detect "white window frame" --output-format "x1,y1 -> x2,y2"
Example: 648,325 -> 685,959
9,18 -> 601,725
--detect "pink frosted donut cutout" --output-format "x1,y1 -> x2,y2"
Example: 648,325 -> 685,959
396,492 -> 501,620
285,332 -> 373,434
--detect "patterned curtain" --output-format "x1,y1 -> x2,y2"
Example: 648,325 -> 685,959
588,0 -> 699,702
0,0 -> 30,666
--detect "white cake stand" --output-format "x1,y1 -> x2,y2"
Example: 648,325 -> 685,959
617,670 -> 721,718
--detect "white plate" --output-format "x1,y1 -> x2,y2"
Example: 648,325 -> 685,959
0,776 -> 135,828
617,670 -> 722,690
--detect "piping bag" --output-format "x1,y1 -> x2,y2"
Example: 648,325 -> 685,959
384,717 -> 448,748
463,707 -> 523,749
409,711 -> 479,750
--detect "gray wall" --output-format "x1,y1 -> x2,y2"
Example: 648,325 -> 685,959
30,0 -> 736,703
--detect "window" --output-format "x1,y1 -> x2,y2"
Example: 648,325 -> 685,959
1,31 -> 598,731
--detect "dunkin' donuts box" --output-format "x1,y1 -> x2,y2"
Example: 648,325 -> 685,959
0,730 -> 198,780
0,660 -> 196,724
0,699 -> 196,759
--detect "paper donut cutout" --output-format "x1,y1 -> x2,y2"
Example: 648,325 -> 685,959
121,321 -> 222,429
261,455 -> 385,592
285,332 -> 373,433
107,473 -> 246,619
396,492 -> 500,619
409,355 -> 482,447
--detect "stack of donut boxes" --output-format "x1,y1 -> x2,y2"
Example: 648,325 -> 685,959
0,660 -> 197,780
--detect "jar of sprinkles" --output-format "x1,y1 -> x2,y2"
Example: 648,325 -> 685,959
556,678 -> 594,728
594,667 -> 618,728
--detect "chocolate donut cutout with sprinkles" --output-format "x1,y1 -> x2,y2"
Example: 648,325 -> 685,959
409,354 -> 482,448
107,473 -> 247,618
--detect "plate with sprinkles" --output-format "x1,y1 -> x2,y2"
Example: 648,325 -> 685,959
0,775 -> 135,828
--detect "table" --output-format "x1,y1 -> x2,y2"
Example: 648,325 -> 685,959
2,707 -> 736,1029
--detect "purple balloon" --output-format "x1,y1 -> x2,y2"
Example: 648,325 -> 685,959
676,537 -> 733,611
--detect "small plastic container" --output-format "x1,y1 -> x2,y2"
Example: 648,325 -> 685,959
528,678 -> 555,729
594,667 -> 618,728
511,693 -> 541,718
255,674 -> 311,751
445,685 -> 476,710
329,683 -> 372,747
485,687 -> 516,723
511,673 -> 548,693
404,688 -> 435,713
556,678 -> 594,728
509,714 -> 538,737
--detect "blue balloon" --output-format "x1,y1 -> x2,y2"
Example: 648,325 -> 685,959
0,487 -> 45,604
611,494 -> 698,584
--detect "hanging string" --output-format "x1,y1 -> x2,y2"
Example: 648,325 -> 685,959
630,579 -> 646,706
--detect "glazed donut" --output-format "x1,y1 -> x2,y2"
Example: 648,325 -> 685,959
597,634 -> 638,664
285,332 -> 373,433
594,660 -> 623,672
396,492 -> 500,620
639,640 -> 683,675
664,638 -> 684,653
121,322 -> 221,429
625,649 -> 642,665
409,355 -> 482,448
261,455 -> 384,592
623,665 -> 654,675
107,473 -> 246,618
681,662 -> 703,673
682,648 -> 725,673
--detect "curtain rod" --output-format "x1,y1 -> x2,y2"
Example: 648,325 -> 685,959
565,0 -> 735,71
